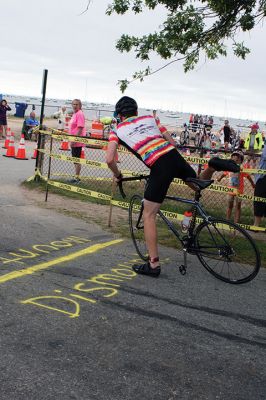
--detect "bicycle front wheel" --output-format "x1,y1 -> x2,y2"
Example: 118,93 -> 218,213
195,218 -> 260,284
129,195 -> 149,261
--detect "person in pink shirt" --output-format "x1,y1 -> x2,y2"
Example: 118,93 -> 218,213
69,99 -> 86,183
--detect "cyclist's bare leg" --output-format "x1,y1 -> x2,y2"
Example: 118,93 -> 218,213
74,163 -> 81,179
143,199 -> 161,268
198,166 -> 216,180
226,197 -> 234,220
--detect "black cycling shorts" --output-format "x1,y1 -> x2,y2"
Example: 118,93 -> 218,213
144,149 -> 197,203
71,146 -> 82,158
224,133 -> 230,143
254,176 -> 266,217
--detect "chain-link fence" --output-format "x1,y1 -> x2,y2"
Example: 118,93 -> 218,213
35,129 -> 266,233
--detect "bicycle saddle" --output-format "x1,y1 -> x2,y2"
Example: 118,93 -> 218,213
185,177 -> 213,190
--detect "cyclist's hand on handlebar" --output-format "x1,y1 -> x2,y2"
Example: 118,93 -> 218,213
114,172 -> 123,183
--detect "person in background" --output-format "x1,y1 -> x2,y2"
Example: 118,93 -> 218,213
244,123 -> 264,170
25,111 -> 39,127
244,123 -> 263,153
0,99 -> 11,139
253,144 -> 266,226
207,116 -> 214,128
152,110 -> 160,124
57,106 -> 68,131
194,114 -> 199,124
69,99 -> 86,183
192,113 -> 199,132
217,150 -> 255,224
189,114 -> 194,124
219,120 -> 233,150
25,111 -> 39,141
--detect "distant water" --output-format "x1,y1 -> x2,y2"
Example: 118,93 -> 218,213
3,94 -> 265,134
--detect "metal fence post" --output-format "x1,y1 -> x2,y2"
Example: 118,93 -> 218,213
35,69 -> 48,181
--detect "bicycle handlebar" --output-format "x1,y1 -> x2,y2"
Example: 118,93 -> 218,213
118,175 -> 148,198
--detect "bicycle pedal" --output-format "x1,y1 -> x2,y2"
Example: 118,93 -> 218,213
179,265 -> 187,275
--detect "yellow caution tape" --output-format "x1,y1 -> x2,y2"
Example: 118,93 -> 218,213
242,167 -> 266,175
26,168 -> 47,182
172,178 -> 238,194
49,173 -> 113,182
183,155 -> 210,165
48,180 -> 111,201
48,152 -> 109,169
44,180 -> 266,232
237,193 -> 266,203
110,199 -> 131,209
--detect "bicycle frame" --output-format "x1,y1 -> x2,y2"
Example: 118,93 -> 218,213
157,193 -> 209,248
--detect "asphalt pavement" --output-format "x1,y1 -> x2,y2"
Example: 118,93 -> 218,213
0,140 -> 265,400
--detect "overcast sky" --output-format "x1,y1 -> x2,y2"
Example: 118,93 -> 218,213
1,0 -> 265,121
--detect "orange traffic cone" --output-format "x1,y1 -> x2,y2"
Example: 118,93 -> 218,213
32,143 -> 38,159
60,140 -> 70,151
3,132 -> 16,158
3,128 -> 11,149
80,148 -> 85,159
15,134 -> 28,160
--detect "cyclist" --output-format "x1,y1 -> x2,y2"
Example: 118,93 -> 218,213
106,96 -> 240,278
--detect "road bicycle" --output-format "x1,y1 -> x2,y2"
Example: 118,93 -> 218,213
180,123 -> 211,148
194,124 -> 210,147
179,124 -> 190,145
119,176 -> 260,284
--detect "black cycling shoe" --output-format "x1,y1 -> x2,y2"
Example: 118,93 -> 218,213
132,262 -> 161,278
208,157 -> 240,173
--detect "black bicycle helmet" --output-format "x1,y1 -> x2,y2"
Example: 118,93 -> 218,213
115,96 -> 138,117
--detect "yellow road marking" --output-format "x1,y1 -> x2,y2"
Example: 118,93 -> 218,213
0,239 -> 123,284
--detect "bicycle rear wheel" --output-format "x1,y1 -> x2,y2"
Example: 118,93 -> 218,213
180,130 -> 188,145
195,218 -> 260,284
129,195 -> 149,261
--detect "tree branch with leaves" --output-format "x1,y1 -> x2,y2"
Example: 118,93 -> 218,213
104,0 -> 266,91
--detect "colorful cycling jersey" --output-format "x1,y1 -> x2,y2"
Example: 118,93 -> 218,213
108,115 -> 175,167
